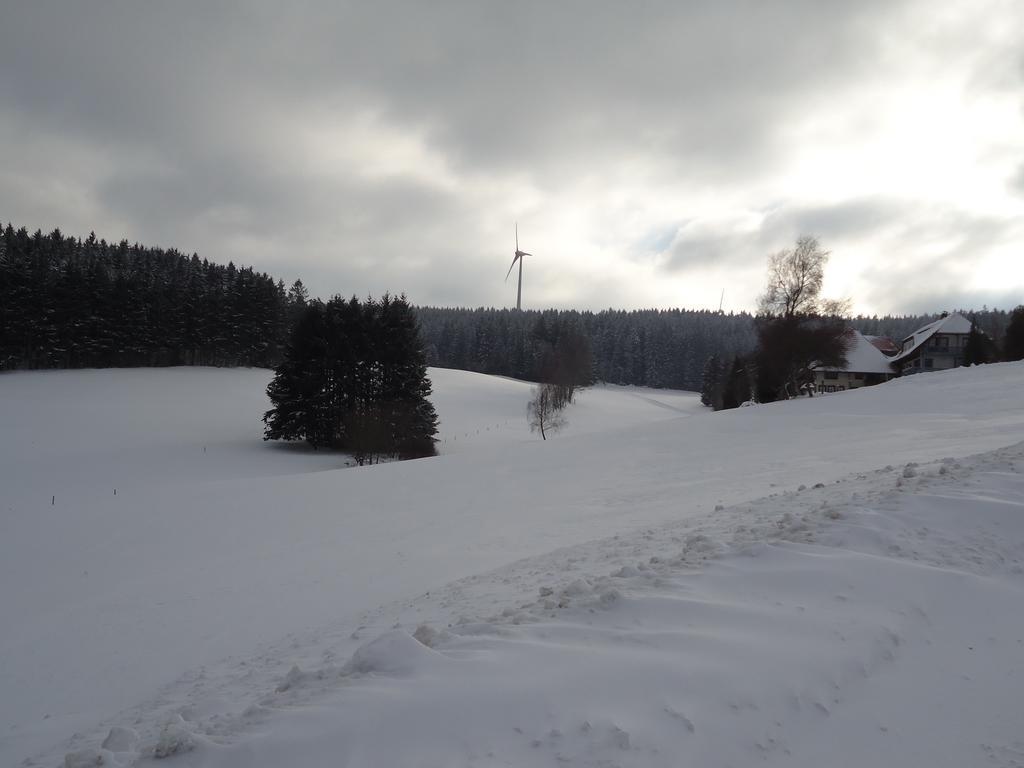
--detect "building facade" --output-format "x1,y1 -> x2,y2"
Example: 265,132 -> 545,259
890,313 -> 973,376
812,330 -> 896,394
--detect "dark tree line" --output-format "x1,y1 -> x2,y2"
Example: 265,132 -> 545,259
415,306 -> 758,392
700,354 -> 756,410
1004,306 -> 1024,362
415,305 -> 1006,393
3,223 -> 1017,394
264,294 -> 438,464
0,224 -> 306,370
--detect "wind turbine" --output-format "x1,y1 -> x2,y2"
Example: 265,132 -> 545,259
504,222 -> 531,311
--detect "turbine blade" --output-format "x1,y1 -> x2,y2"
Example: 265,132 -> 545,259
515,221 -> 519,252
504,255 -> 519,281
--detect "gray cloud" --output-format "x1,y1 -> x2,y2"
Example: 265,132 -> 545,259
848,209 -> 1020,314
661,197 -> 902,273
883,289 -> 1023,317
659,197 -> 1022,314
1013,164 -> 1024,197
0,1 -> 897,178
759,200 -> 900,246
1,0 -> 1022,312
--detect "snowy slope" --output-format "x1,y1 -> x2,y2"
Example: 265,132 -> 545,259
2,363 -> 1024,766
160,446 -> 1024,768
1,367 -> 699,765
428,367 -> 703,452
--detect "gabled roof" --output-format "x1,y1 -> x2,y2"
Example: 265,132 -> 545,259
815,330 -> 895,374
864,335 -> 900,355
892,312 -> 973,363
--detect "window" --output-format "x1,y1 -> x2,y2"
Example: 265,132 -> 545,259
824,371 -> 839,380
925,358 -> 933,368
853,373 -> 864,380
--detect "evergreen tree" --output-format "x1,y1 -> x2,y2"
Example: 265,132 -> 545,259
414,305 -> 760,392
264,302 -> 332,445
721,356 -> 752,410
700,354 -> 724,409
263,295 -> 437,463
962,317 -> 997,366
0,224 -> 293,370
373,294 -> 439,460
1001,306 -> 1024,362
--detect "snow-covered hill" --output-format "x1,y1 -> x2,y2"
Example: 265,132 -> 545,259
1,364 -> 1023,767
1,367 -> 700,765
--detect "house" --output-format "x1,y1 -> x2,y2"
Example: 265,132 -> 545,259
889,312 -> 973,376
813,329 -> 896,394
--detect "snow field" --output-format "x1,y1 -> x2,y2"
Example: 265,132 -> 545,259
2,362 -> 1023,766
0,367 -> 701,765
428,366 -> 704,452
63,444 -> 1024,767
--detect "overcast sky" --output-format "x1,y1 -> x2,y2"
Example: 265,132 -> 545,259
1,1 -> 1021,314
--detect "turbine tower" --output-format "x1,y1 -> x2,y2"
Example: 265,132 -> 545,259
504,222 -> 532,311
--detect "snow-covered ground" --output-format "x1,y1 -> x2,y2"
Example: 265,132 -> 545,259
1,363 -> 1023,767
428,367 -> 702,452
141,445 -> 1024,768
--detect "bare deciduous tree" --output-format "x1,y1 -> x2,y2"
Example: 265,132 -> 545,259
754,236 -> 851,401
759,236 -> 849,319
527,383 -> 567,440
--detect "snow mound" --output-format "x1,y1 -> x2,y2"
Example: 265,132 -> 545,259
151,715 -> 197,759
100,726 -> 138,753
63,726 -> 139,767
343,630 -> 441,677
560,578 -> 592,597
412,623 -> 453,648
275,664 -> 306,693
64,749 -> 104,768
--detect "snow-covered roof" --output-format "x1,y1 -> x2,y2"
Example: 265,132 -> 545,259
815,330 -> 895,374
863,335 -> 900,355
892,313 -> 972,363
